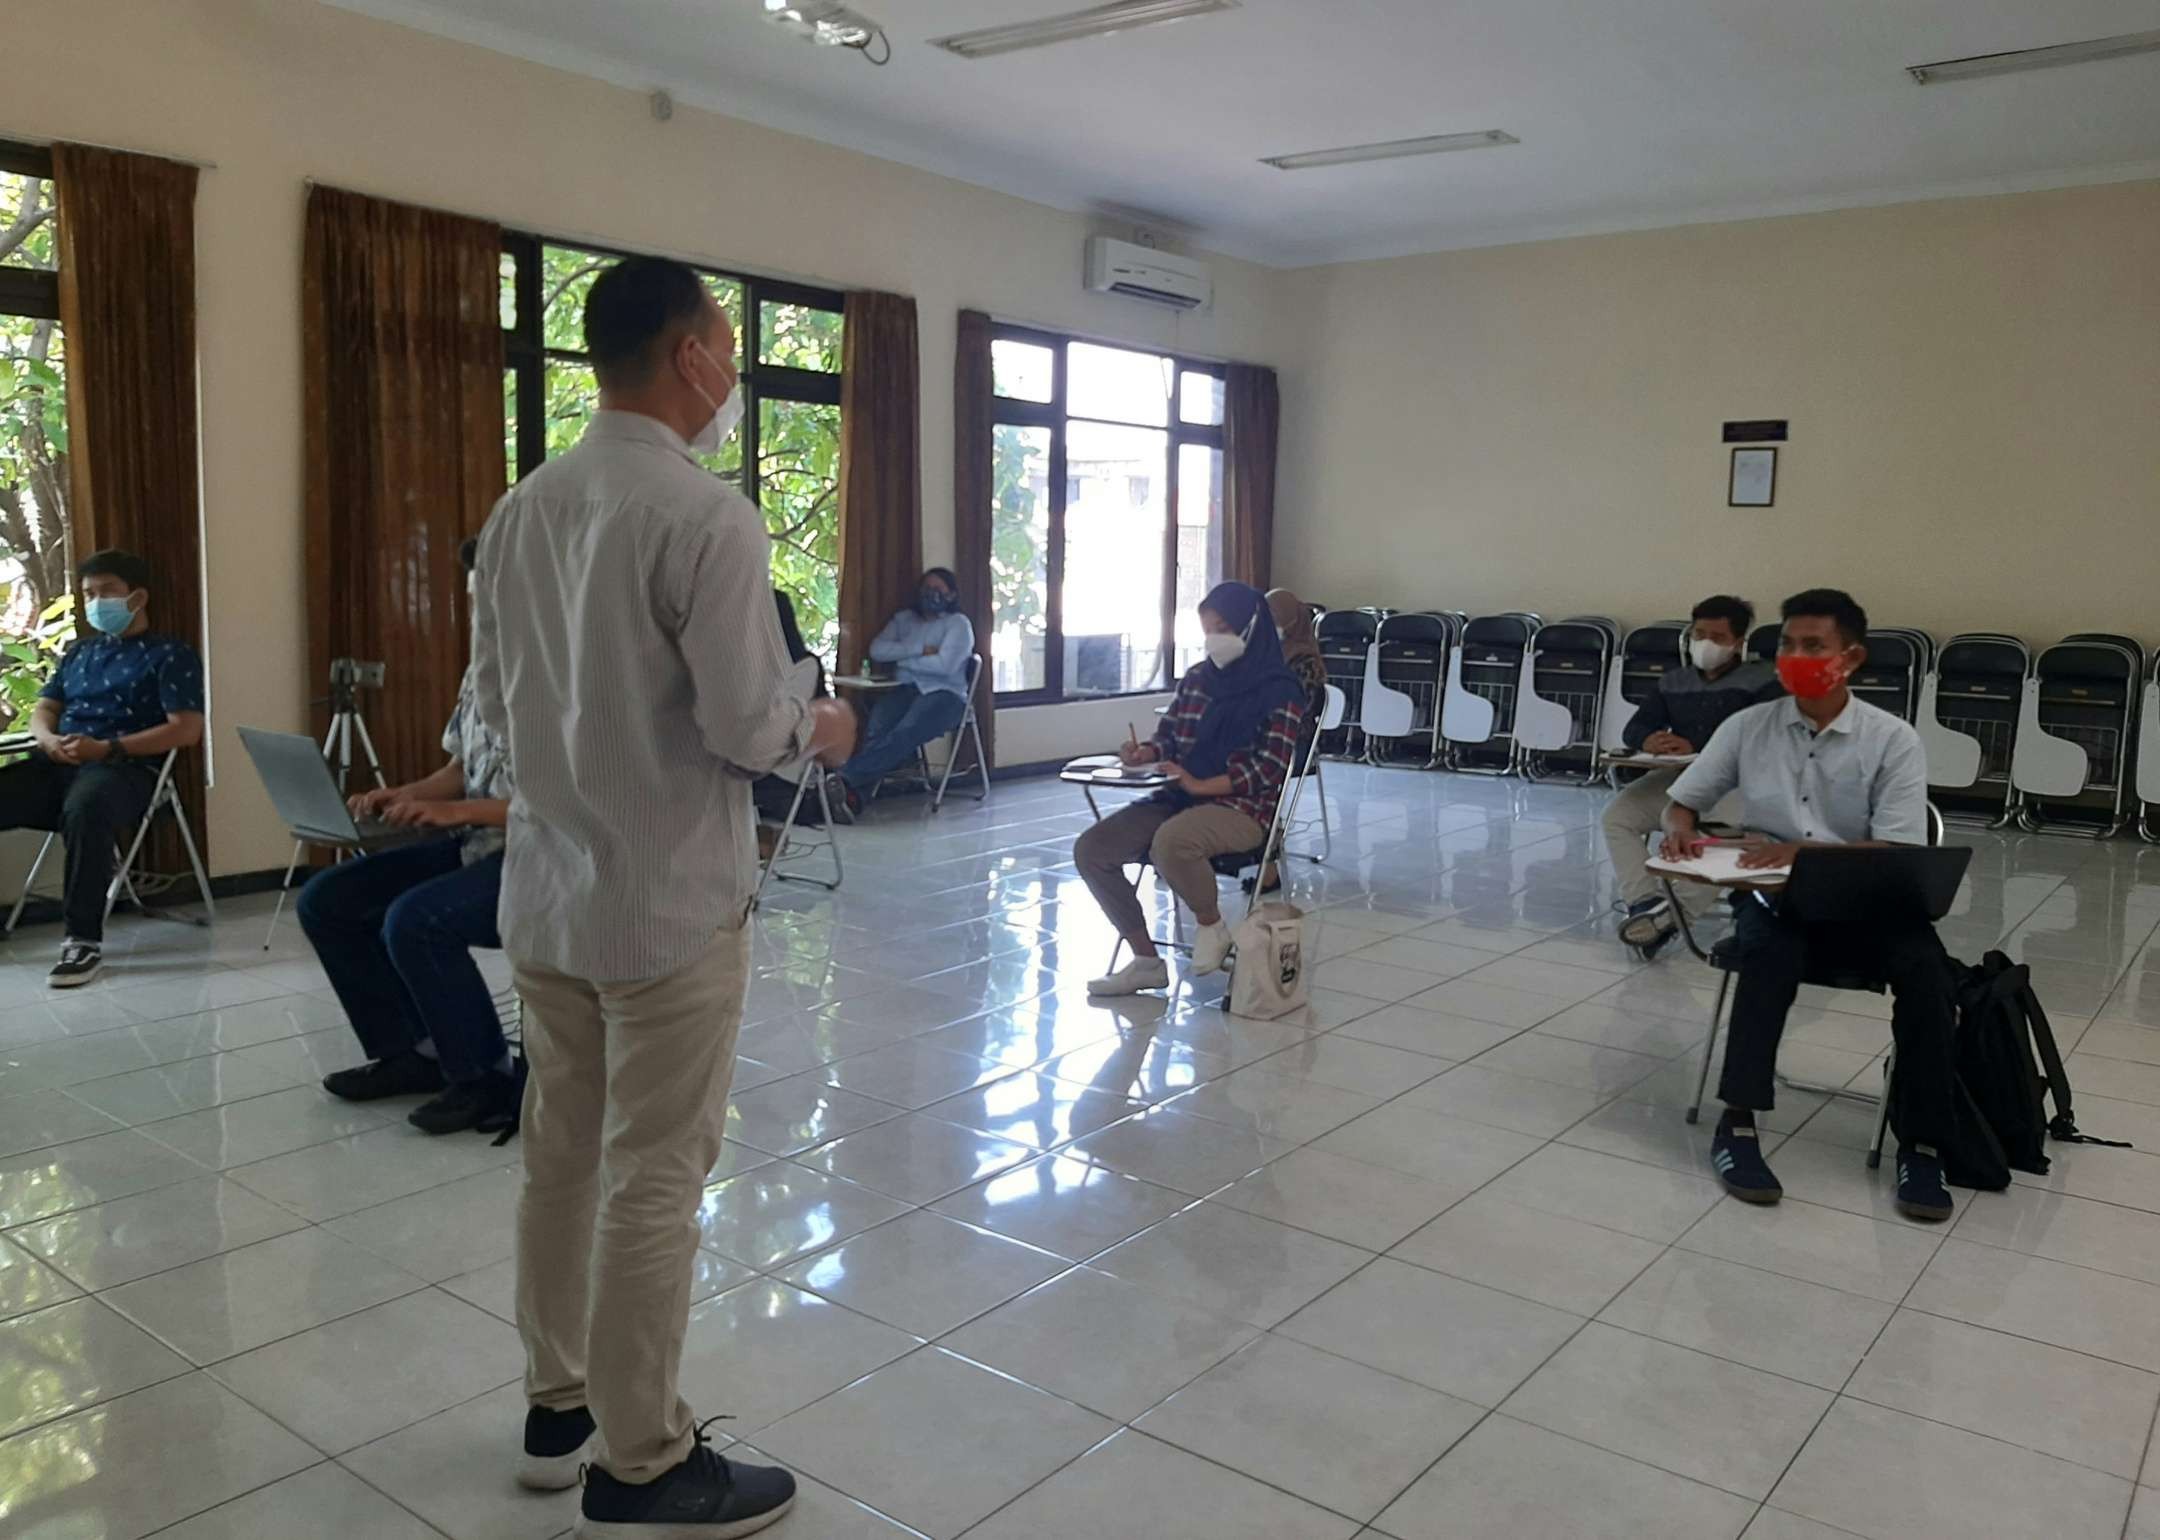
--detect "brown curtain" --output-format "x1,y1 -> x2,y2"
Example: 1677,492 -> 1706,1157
1222,362 -> 1280,591
52,144 -> 206,873
951,308 -> 996,770
835,290 -> 922,674
302,186 -> 503,791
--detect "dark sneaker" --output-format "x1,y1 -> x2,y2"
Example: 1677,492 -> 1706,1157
1895,1147 -> 1955,1222
408,1073 -> 519,1136
824,772 -> 862,824
1617,896 -> 1675,952
521,1404 -> 598,1491
1711,1116 -> 1783,1204
321,1050 -> 445,1102
48,940 -> 103,989
580,1424 -> 795,1539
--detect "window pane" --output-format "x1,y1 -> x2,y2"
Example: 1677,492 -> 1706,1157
503,368 -> 519,487
0,312 -> 72,726
545,360 -> 600,458
0,170 -> 58,272
1173,444 -> 1224,675
759,300 -> 842,373
1066,342 -> 1170,426
1062,420 -> 1166,695
1179,369 -> 1224,426
705,276 -> 746,368
991,424 -> 1051,693
759,396 -> 842,662
992,339 -> 1053,403
499,250 -> 519,331
541,246 -> 612,352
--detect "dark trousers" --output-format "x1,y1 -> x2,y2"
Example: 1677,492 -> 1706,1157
1719,893 -> 1957,1147
296,838 -> 508,1085
0,753 -> 159,943
839,684 -> 968,790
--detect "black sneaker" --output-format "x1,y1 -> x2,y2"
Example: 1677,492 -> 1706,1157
408,1072 -> 518,1136
1617,897 -> 1675,952
824,772 -> 860,824
321,1050 -> 445,1102
580,1423 -> 795,1539
48,940 -> 103,989
520,1404 -> 597,1491
1711,1115 -> 1783,1204
1895,1146 -> 1955,1223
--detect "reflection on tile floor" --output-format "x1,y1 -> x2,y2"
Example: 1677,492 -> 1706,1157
4,764 -> 2160,1537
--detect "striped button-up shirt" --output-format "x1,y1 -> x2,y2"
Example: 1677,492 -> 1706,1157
1148,665 -> 1307,826
472,411 -> 814,982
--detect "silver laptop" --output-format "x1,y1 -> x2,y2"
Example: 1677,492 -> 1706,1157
238,727 -> 411,847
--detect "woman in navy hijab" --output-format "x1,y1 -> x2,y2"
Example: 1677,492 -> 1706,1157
1074,580 -> 1310,995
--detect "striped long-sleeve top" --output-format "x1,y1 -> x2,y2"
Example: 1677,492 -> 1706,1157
1148,664 -> 1307,826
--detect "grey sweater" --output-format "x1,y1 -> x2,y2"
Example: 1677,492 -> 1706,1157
1622,659 -> 1784,752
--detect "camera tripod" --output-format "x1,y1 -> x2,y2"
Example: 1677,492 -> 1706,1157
262,665 -> 387,950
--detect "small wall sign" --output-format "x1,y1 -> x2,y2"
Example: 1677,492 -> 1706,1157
1729,447 -> 1777,507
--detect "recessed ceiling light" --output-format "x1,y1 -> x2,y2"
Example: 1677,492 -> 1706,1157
1908,28 -> 2160,83
1261,130 -> 1519,172
930,0 -> 1237,61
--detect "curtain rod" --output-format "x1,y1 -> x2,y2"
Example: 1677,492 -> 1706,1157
0,129 -> 217,170
303,177 -> 854,298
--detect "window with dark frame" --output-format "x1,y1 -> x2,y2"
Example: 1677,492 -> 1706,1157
986,323 -> 1225,705
0,139 -> 72,729
499,234 -> 848,657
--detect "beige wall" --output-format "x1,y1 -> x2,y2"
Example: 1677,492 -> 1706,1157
5,0 -> 1285,876
1275,180 -> 2160,646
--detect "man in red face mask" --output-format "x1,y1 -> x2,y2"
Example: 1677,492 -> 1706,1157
1657,589 -> 1957,1224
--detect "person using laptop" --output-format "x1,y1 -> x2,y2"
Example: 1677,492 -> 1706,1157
299,539 -> 521,1137
0,549 -> 204,987
1606,595 -> 1782,959
1660,588 -> 1956,1223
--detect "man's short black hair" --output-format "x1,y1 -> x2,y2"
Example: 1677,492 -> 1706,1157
78,549 -> 151,591
584,256 -> 711,390
1690,594 -> 1753,638
1781,587 -> 1869,648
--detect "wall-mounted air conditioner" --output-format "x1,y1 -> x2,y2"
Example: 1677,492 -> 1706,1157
1084,236 -> 1213,311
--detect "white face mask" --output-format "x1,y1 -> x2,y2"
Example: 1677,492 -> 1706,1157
687,342 -> 744,456
1690,637 -> 1737,672
1205,631 -> 1247,669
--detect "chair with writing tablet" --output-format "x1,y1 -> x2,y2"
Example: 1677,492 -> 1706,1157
1520,616 -> 1617,785
1316,607 -> 1383,760
2015,634 -> 2142,839
753,659 -> 842,903
1665,804 -> 1953,1172
1920,632 -> 2026,829
1441,613 -> 1540,775
1364,610 -> 1455,768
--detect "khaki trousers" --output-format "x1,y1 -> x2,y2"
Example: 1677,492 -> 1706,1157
513,920 -> 751,1483
1601,767 -> 1739,912
1074,800 -> 1265,942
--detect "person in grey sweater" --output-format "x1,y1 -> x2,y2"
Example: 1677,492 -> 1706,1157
1605,594 -> 1783,957
830,567 -> 976,813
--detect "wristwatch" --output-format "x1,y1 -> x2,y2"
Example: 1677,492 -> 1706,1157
106,741 -> 131,765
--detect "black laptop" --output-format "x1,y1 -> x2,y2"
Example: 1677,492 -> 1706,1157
1778,845 -> 1973,927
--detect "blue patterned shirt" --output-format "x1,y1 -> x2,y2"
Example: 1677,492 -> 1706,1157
443,662 -> 514,864
40,633 -> 205,742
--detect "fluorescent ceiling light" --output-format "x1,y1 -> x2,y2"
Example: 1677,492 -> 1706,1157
1908,29 -> 2160,83
930,0 -> 1237,60
1261,130 -> 1519,172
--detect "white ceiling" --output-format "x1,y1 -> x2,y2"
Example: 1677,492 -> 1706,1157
325,0 -> 2160,266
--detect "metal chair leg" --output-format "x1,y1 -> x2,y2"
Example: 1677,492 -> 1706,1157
1867,1049 -> 1896,1170
1685,970 -> 1732,1125
6,831 -> 58,935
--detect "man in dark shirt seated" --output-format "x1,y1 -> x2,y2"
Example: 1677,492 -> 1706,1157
1,550 -> 205,987
1604,594 -> 1783,959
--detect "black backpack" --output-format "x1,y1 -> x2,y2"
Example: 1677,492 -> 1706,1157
1934,950 -> 2125,1189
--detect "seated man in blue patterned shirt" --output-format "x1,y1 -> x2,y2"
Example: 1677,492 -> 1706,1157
2,549 -> 205,987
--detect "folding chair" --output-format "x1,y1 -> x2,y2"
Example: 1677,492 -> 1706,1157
2015,634 -> 2143,838
1920,633 -> 2026,829
1665,803 -> 1945,1172
1282,685 -> 1343,864
921,654 -> 991,810
5,748 -> 216,935
753,657 -> 843,904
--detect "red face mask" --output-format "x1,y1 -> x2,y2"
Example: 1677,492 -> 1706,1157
1777,652 -> 1849,700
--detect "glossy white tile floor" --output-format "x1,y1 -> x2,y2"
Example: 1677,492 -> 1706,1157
5,764 -> 2160,1538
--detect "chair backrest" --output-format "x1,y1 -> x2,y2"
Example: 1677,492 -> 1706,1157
1319,684 -> 1347,731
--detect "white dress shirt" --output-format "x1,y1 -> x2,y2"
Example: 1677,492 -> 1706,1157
472,410 -> 813,981
1668,694 -> 1929,847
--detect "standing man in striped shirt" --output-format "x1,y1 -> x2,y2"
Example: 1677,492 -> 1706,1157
472,256 -> 856,1538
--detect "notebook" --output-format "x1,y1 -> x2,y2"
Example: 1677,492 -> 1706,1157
1646,845 -> 1791,885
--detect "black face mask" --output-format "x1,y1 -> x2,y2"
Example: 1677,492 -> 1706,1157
918,587 -> 954,615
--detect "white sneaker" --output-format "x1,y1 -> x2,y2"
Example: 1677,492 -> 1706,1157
1190,921 -> 1233,976
1088,957 -> 1170,996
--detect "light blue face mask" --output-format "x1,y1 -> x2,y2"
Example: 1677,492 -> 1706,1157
85,596 -> 136,636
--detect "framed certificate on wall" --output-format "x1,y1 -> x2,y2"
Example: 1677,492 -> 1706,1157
1729,447 -> 1777,507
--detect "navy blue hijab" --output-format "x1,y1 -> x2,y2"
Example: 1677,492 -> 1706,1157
1183,581 -> 1305,781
